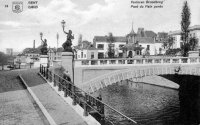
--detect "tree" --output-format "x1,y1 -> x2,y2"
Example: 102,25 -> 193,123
189,37 -> 198,51
106,33 -> 115,58
162,37 -> 174,49
181,1 -> 191,56
0,52 -> 8,70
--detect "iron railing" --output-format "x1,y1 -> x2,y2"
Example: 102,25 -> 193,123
39,64 -> 137,125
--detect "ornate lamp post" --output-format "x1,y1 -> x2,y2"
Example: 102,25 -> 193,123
40,32 -> 43,45
61,20 -> 66,31
40,32 -> 43,38
61,20 -> 76,105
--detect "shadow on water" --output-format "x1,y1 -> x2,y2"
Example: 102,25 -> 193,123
95,75 -> 200,125
161,74 -> 200,125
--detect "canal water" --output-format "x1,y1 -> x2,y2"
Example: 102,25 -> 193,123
96,80 -> 180,125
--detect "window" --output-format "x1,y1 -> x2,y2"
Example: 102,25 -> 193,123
119,53 -> 123,58
119,44 -> 124,49
81,52 -> 83,58
91,52 -> 94,59
98,52 -> 104,59
78,55 -> 80,58
84,54 -> 86,58
97,44 -> 104,50
136,50 -> 140,55
147,45 -> 150,50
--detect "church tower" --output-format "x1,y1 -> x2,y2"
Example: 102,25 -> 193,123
126,21 -> 136,44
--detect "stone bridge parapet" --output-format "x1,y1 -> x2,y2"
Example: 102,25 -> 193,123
80,64 -> 200,93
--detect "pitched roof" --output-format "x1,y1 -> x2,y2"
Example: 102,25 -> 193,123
23,48 -> 40,54
145,31 -> 157,37
168,30 -> 181,35
126,24 -> 137,37
93,36 -> 127,42
87,45 -> 97,50
135,37 -> 155,44
94,36 -> 155,44
137,28 -> 145,37
189,25 -> 200,31
157,32 -> 168,38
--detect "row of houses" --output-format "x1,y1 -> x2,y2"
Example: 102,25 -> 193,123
75,25 -> 200,60
14,25 -> 200,67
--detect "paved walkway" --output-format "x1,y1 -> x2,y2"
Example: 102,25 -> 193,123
21,70 -> 87,125
0,71 -> 49,125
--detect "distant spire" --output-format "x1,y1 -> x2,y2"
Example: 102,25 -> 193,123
33,40 -> 35,49
131,21 -> 134,33
129,20 -> 135,35
56,33 -> 59,51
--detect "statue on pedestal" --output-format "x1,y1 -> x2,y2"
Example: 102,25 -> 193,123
61,20 -> 74,52
40,32 -> 48,55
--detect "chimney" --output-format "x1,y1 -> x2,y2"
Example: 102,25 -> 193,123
33,40 -> 35,49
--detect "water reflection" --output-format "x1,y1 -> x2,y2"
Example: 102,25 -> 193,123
96,80 -> 180,125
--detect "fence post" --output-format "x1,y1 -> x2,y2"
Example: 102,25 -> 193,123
142,59 -> 145,64
58,77 -> 61,91
53,74 -> 56,87
188,58 -> 191,64
43,66 -> 44,75
46,68 -> 48,79
51,69 -> 54,83
40,64 -> 41,73
97,94 -> 105,124
44,67 -> 46,77
41,65 -> 43,75
64,81 -> 68,97
72,85 -> 77,105
83,93 -> 88,116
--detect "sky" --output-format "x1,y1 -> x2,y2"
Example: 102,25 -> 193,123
0,0 -> 200,52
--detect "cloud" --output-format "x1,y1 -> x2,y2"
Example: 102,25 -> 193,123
20,0 -> 126,27
0,21 -> 21,27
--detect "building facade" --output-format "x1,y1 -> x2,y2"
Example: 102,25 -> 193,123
168,25 -> 200,49
93,36 -> 126,58
93,27 -> 165,58
6,48 -> 13,56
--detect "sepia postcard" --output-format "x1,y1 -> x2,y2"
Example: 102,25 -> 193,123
0,0 -> 199,125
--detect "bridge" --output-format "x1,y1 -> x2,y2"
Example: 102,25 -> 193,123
73,56 -> 200,93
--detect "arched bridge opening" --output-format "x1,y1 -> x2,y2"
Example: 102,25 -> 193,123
80,65 -> 200,124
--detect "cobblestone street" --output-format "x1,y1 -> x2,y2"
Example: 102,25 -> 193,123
0,71 -> 49,125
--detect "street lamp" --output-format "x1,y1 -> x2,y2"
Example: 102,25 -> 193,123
61,20 -> 66,30
40,32 -> 43,39
61,20 -> 76,105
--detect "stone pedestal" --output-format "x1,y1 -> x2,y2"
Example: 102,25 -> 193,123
61,52 -> 73,81
53,60 -> 62,67
40,55 -> 48,67
188,51 -> 199,57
